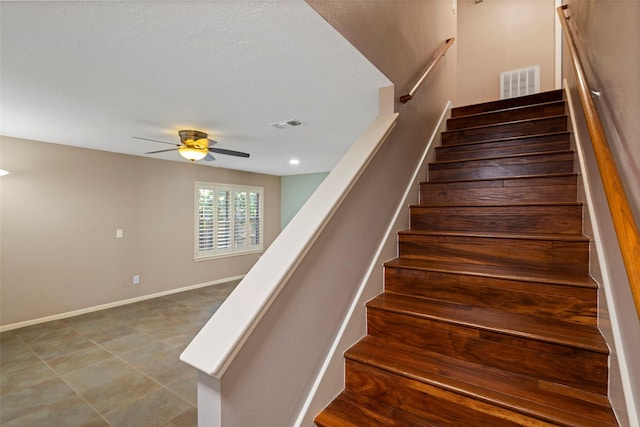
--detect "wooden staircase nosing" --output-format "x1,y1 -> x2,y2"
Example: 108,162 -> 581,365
419,173 -> 579,206
314,390 -> 446,427
383,258 -> 599,289
450,90 -> 564,118
365,296 -> 608,395
383,261 -> 598,326
409,203 -> 584,235
428,150 -> 575,182
435,137 -> 571,161
446,100 -> 566,130
441,115 -> 569,145
344,337 -> 616,427
397,230 -> 590,274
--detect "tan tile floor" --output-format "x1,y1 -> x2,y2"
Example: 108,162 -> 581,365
0,280 -> 239,427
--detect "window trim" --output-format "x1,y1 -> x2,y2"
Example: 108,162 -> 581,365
194,181 -> 264,260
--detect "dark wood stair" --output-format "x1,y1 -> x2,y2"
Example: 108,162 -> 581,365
315,91 -> 618,426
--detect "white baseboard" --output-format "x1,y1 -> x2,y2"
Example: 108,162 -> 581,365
0,275 -> 245,333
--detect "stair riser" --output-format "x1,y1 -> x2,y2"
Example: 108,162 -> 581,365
441,116 -> 568,145
410,205 -> 582,235
345,359 -> 528,427
451,90 -> 564,118
398,234 -> 589,274
366,310 -> 608,394
447,102 -> 566,130
436,137 -> 570,162
429,152 -> 574,182
384,267 -> 597,325
420,176 -> 578,206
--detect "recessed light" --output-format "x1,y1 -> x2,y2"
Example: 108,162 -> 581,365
289,159 -> 300,165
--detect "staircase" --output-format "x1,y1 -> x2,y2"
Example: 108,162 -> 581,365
315,90 -> 618,426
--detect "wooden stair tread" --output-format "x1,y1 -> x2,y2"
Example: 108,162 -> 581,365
346,336 -> 616,426
450,100 -> 566,122
441,116 -> 568,146
366,293 -> 608,353
410,202 -> 583,211
398,229 -> 589,242
430,149 -> 574,167
441,115 -> 568,135
384,258 -> 597,288
420,172 -> 577,186
451,90 -> 564,118
315,390 -> 442,427
438,131 -> 570,149
447,100 -> 566,130
436,140 -> 571,162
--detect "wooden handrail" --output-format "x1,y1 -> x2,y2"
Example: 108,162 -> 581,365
400,37 -> 455,105
558,4 -> 640,320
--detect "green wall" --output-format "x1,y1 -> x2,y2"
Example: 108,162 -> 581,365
280,172 -> 329,229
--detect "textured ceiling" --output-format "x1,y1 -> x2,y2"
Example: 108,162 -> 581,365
0,1 -> 390,176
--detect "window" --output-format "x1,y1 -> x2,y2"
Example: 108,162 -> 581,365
195,182 -> 263,259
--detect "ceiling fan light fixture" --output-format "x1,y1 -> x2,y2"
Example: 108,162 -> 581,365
179,130 -> 208,144
178,146 -> 208,162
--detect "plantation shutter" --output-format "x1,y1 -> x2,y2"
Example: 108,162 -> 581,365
217,190 -> 231,249
234,191 -> 247,248
249,191 -> 261,246
195,182 -> 263,259
198,187 -> 215,252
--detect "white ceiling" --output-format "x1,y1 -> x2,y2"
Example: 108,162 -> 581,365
0,1 -> 390,176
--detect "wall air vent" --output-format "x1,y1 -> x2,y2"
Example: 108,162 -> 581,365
500,65 -> 540,99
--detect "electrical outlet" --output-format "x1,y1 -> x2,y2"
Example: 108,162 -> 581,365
133,275 -> 140,285
116,229 -> 124,239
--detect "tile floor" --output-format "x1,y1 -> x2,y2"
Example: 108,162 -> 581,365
0,280 -> 239,427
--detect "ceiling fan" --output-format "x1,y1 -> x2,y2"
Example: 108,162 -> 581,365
133,130 -> 250,162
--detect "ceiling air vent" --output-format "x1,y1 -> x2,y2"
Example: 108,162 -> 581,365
271,119 -> 302,130
500,65 -> 540,99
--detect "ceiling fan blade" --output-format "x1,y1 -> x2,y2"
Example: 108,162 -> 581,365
207,138 -> 218,146
133,136 -> 180,147
145,148 -> 179,154
204,153 -> 216,161
208,147 -> 250,158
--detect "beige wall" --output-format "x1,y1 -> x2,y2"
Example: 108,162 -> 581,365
562,1 -> 640,424
307,0 -> 458,105
0,136 -> 280,326
457,0 -> 556,106
564,0 -> 640,226
204,2 -> 458,425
